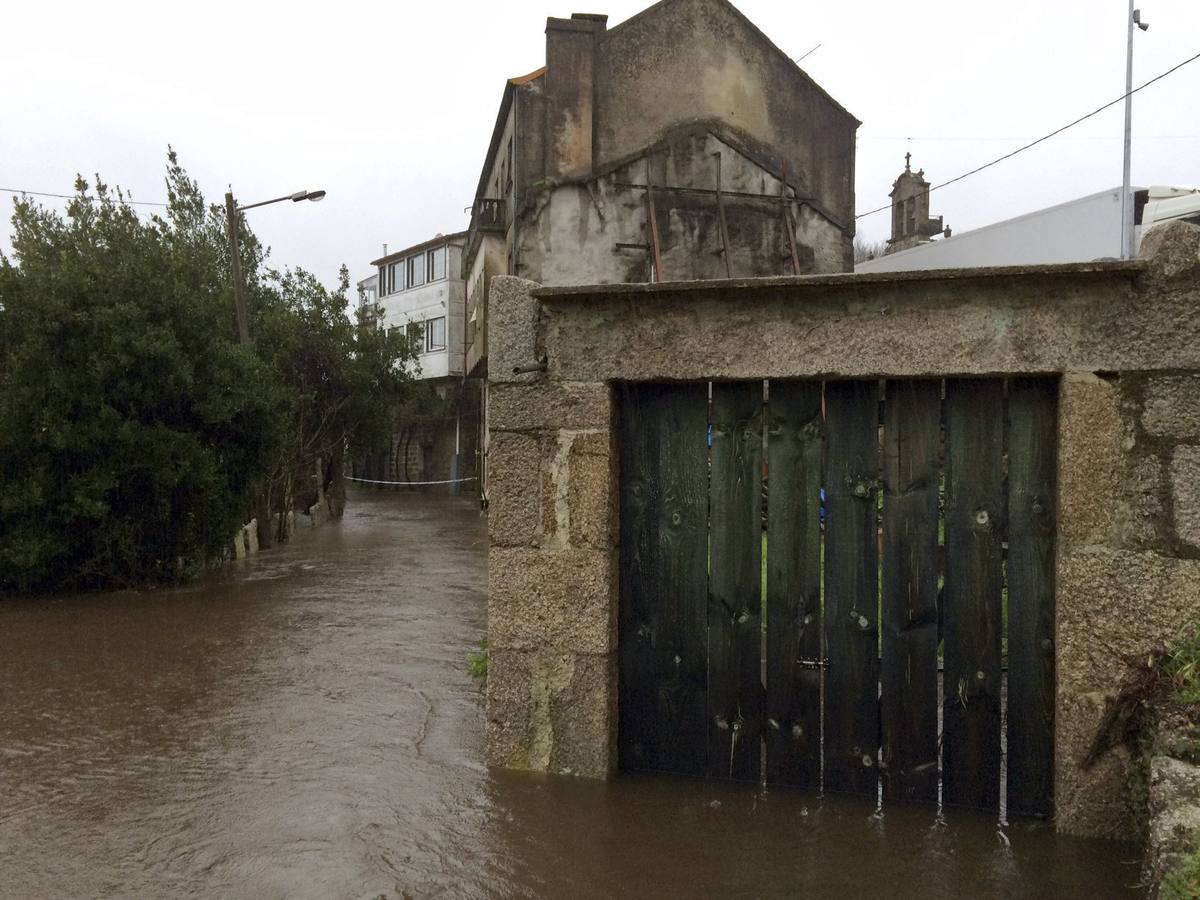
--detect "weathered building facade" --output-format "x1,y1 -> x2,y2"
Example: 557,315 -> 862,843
463,0 -> 859,499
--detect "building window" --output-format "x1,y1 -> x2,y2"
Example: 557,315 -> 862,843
407,255 -> 425,288
425,316 -> 446,352
385,261 -> 404,295
406,321 -> 423,348
427,246 -> 446,282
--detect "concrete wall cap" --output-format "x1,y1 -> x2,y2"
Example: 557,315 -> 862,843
1139,220 -> 1200,281
531,260 -> 1145,300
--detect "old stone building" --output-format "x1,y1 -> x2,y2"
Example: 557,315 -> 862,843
885,153 -> 945,254
463,0 -> 859,498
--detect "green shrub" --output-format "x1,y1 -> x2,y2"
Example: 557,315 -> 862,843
1160,841 -> 1200,900
467,637 -> 488,682
1167,624 -> 1200,707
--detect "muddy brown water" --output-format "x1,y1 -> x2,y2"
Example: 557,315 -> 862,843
1,490 -> 1142,898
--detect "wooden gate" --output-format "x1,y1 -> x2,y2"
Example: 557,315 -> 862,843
617,378 -> 1056,816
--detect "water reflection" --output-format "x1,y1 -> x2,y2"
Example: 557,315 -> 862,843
0,491 -> 1142,898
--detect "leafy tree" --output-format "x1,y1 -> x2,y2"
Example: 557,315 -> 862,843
0,167 -> 278,590
0,152 -> 419,591
252,265 -> 418,542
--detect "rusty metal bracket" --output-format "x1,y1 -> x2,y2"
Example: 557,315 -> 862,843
645,155 -> 665,283
713,152 -> 733,277
782,161 -> 802,275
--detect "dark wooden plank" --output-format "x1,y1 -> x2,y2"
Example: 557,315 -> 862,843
823,379 -> 881,796
618,382 -> 710,776
880,379 -> 942,804
708,381 -> 764,781
764,380 -> 824,788
943,378 -> 1005,810
1006,377 -> 1058,817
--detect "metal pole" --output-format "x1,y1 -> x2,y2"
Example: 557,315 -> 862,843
237,193 -> 293,211
225,191 -> 251,344
1121,0 -> 1135,260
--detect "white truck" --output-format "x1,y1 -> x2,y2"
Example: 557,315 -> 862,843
856,185 -> 1200,273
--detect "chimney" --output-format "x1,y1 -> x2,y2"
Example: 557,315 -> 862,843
543,13 -> 607,180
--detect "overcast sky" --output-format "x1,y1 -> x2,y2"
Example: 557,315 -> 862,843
3,0 -> 1197,287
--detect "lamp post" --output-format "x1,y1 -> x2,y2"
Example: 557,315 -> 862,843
1121,3 -> 1149,260
224,188 -> 327,344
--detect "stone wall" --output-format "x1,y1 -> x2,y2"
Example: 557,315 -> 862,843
1055,370 -> 1200,840
484,222 -> 1200,836
1146,732 -> 1200,891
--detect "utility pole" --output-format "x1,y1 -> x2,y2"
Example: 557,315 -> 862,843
1121,3 -> 1150,260
225,190 -> 251,345
223,186 -> 326,345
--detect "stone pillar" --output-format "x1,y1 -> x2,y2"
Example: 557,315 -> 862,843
1054,372 -> 1132,839
485,277 -> 619,777
1055,366 -> 1200,839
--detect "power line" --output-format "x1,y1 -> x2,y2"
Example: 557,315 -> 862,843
7,49 -> 1199,223
859,134 -> 1199,142
855,47 -> 1200,221
0,187 -> 167,208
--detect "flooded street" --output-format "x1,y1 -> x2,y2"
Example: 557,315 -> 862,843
1,490 -> 1143,898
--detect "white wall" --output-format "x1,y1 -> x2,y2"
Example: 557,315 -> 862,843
376,243 -> 465,379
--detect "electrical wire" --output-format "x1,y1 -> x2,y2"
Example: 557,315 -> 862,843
7,49 -> 1199,222
0,187 -> 167,208
855,48 -> 1200,221
859,135 -> 1199,142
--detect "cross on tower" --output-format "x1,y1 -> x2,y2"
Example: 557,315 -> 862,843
904,151 -> 912,172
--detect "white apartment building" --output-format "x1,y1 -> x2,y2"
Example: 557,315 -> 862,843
371,232 -> 466,380
359,231 -> 477,492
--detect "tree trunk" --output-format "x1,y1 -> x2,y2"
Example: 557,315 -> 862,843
276,469 -> 293,544
255,482 -> 275,551
403,427 -> 415,491
325,441 -> 347,518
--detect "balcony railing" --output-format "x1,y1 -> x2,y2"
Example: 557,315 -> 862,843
474,198 -> 507,233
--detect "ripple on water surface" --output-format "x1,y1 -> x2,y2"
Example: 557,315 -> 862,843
0,491 -> 1143,898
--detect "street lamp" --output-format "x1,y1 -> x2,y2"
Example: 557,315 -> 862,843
1121,4 -> 1150,260
224,187 -> 326,344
